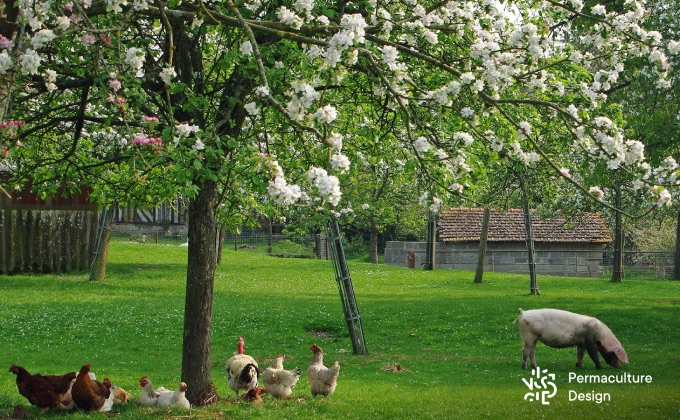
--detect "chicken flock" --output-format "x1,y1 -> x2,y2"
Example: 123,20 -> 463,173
226,336 -> 340,401
9,337 -> 340,414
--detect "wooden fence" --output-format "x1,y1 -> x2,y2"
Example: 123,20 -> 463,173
0,183 -> 99,274
0,208 -> 99,274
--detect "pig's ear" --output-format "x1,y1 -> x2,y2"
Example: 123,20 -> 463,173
600,324 -> 628,363
614,347 -> 629,364
604,339 -> 629,364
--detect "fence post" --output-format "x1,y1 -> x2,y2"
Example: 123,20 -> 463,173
424,211 -> 437,270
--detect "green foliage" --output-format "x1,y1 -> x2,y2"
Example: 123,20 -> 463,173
340,233 -> 369,257
1,241 -> 679,418
268,239 -> 316,259
629,216 -> 677,253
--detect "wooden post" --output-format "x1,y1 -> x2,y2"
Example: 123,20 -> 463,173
612,185 -> 624,282
424,211 -> 436,270
674,209 -> 680,280
520,177 -> 539,295
474,207 -> 491,283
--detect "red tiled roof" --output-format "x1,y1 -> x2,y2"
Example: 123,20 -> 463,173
438,208 -> 611,243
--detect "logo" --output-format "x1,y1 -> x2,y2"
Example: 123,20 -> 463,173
522,366 -> 557,405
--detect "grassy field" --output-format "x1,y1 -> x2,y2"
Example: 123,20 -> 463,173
1,240 -> 679,419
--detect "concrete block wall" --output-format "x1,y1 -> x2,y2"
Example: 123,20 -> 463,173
384,241 -> 604,278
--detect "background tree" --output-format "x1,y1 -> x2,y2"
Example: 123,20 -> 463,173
615,0 -> 680,278
340,118 -> 420,263
561,0 -> 680,280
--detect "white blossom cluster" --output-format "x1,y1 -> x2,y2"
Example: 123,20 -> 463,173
276,0 -> 316,29
574,117 -> 647,170
649,185 -> 672,207
589,186 -> 605,201
425,81 -> 461,106
453,132 -> 474,146
507,140 -> 541,167
640,157 -> 678,207
446,154 -> 472,177
260,152 -> 346,208
1,0 -> 678,214
414,136 -> 430,153
173,123 -> 201,150
244,102 -> 259,116
286,80 -> 321,121
159,66 -> 176,85
306,167 -> 342,206
314,105 -> 338,124
330,153 -> 350,173
265,159 -> 303,206
418,191 -> 443,213
326,131 -> 351,174
83,127 -> 127,151
125,47 -> 146,77
323,14 -> 368,67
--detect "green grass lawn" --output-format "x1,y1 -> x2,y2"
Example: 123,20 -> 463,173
1,240 -> 679,419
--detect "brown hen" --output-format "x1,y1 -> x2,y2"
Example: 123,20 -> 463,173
9,364 -> 76,413
71,363 -> 111,411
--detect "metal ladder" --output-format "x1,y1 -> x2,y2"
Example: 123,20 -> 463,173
89,206 -> 109,280
326,219 -> 368,355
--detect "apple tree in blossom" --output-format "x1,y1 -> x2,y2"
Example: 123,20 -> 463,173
1,0 -> 678,404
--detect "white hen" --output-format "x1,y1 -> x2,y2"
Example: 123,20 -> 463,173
307,343 -> 340,397
226,336 -> 259,397
261,354 -> 302,398
138,376 -> 172,407
170,382 -> 191,409
157,382 -> 190,409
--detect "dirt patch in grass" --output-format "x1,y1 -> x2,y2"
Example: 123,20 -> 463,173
658,300 -> 680,305
440,353 -> 482,362
382,363 -> 411,373
306,329 -> 336,339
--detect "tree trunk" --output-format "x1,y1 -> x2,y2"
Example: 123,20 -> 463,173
674,209 -> 680,280
89,229 -> 110,281
519,177 -> 538,295
611,185 -> 624,282
266,216 -> 273,254
474,207 -> 491,283
369,218 -> 379,264
0,1 -> 19,123
181,180 -> 219,406
424,211 -> 436,270
216,226 -> 226,264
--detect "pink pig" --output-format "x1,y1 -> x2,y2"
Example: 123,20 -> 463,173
516,308 -> 629,369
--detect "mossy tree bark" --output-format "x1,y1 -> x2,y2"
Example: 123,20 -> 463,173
181,180 -> 219,405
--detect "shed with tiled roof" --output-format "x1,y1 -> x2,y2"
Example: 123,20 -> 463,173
437,208 -> 611,244
383,208 -> 611,278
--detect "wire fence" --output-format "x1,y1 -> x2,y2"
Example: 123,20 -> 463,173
602,251 -> 675,280
109,228 -> 677,280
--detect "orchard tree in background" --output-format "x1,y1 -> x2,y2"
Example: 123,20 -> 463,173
1,0 -> 678,404
340,109 -> 420,263
551,0 -> 680,281
614,0 -> 680,279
